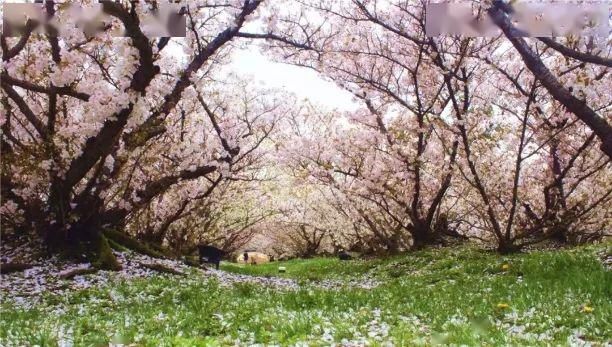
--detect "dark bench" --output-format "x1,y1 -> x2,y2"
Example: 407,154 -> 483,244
198,245 -> 225,269
338,251 -> 353,260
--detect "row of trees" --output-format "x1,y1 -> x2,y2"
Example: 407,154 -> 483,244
1,1 -> 610,264
1,1 -> 283,267
259,0 -> 611,254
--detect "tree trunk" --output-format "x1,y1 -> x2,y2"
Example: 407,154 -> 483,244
541,140 -> 570,244
411,220 -> 436,249
44,195 -> 122,270
496,239 -> 521,254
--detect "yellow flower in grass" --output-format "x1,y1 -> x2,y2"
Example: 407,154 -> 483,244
501,264 -> 510,271
581,305 -> 594,313
497,303 -> 509,309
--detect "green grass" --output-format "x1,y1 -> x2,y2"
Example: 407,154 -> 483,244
1,245 -> 610,346
220,256 -> 397,281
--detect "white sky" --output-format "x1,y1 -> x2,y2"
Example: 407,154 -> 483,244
1,2 -> 358,111
228,46 -> 358,112
168,37 -> 357,111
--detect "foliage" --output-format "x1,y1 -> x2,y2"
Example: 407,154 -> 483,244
0,0 -> 282,262
256,0 -> 612,252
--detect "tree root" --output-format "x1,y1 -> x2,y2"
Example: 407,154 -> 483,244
183,256 -> 201,268
141,262 -> 184,275
103,229 -> 169,259
0,263 -> 33,274
107,238 -> 130,252
59,267 -> 98,279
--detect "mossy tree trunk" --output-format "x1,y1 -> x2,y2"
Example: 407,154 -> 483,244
44,195 -> 122,270
92,234 -> 122,270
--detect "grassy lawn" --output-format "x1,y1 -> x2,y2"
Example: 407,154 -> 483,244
1,245 -> 610,346
220,256 -> 396,281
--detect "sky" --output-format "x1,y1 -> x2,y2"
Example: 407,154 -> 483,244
228,46 -> 358,112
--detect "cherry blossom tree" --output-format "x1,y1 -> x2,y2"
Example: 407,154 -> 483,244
487,0 -> 612,158
463,42 -> 611,249
122,78 -> 286,254
148,178 -> 276,255
269,173 -> 375,257
246,0 -> 487,249
2,0 -> 609,262
1,0 -> 271,267
244,0 -> 610,252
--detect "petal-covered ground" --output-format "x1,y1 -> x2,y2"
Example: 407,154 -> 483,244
1,245 -> 610,346
1,248 -> 381,311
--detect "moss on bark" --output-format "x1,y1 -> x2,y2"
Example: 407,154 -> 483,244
107,237 -> 130,252
93,235 -> 122,271
103,229 -> 166,258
